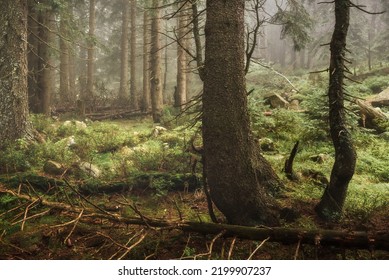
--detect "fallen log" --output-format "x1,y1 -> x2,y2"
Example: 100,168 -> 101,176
356,99 -> 388,131
1,187 -> 388,251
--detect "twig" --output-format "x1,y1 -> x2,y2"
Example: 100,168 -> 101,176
118,232 -> 148,260
11,209 -> 51,228
63,209 -> 84,245
294,238 -> 302,260
228,237 -> 237,260
194,230 -> 226,260
247,237 -> 270,260
20,198 -> 40,231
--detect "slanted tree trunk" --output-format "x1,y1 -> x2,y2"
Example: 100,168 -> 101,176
315,0 -> 357,221
150,0 -> 163,122
130,0 -> 139,109
203,0 -> 282,226
0,0 -> 30,145
119,0 -> 129,101
141,1 -> 151,112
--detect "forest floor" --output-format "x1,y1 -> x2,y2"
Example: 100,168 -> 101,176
1,70 -> 389,260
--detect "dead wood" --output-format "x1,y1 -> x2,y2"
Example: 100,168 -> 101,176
1,186 -> 388,251
284,141 -> 300,181
356,99 -> 388,131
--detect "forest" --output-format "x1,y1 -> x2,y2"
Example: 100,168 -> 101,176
0,0 -> 388,260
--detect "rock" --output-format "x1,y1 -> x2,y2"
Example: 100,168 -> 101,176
43,160 -> 66,175
63,120 -> 87,129
289,99 -> 300,110
379,132 -> 389,141
78,162 -> 101,178
309,153 -> 328,164
264,93 -> 290,108
259,138 -> 276,152
151,126 -> 167,137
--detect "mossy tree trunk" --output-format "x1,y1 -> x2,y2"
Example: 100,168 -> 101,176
0,0 -> 30,146
315,0 -> 357,221
202,0 -> 282,226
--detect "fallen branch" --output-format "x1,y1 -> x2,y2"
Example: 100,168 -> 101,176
1,187 -> 388,251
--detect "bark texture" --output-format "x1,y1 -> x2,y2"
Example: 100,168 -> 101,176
150,0 -> 163,122
119,0 -> 129,101
315,0 -> 357,220
203,0 -> 282,226
0,0 -> 30,145
141,1 -> 151,112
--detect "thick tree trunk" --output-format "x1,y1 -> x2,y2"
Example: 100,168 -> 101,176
119,0 -> 129,101
203,0 -> 282,226
0,0 -> 30,145
150,0 -> 163,122
130,0 -> 139,109
141,1 -> 151,112
315,0 -> 357,221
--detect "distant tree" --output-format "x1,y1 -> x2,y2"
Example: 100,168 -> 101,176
175,1 -> 189,109
141,0 -> 151,112
59,2 -> 71,105
0,0 -> 30,145
119,0 -> 129,101
27,0 -> 55,115
87,0 -> 96,106
130,0 -> 139,109
203,0 -> 282,226
315,0 -> 357,221
150,0 -> 163,122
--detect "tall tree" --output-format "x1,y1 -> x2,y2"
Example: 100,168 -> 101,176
59,3 -> 70,105
202,0 -> 282,226
315,0 -> 356,221
130,0 -> 139,109
119,0 -> 129,101
0,0 -> 30,145
141,0 -> 151,112
87,0 -> 96,105
175,2 -> 189,110
150,0 -> 163,122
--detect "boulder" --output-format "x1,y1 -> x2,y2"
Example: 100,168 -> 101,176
43,160 -> 66,175
78,162 -> 101,178
264,93 -> 289,108
259,138 -> 276,152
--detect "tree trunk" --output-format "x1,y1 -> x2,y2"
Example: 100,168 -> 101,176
130,0 -> 139,109
141,1 -> 151,112
176,3 -> 188,110
59,8 -> 70,105
27,2 -> 40,113
87,0 -> 96,108
119,0 -> 129,101
315,0 -> 357,221
0,0 -> 30,145
38,3 -> 55,116
150,0 -> 163,123
203,0 -> 282,226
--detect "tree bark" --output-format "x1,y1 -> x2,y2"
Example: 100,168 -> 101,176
203,0 -> 283,226
0,0 -> 30,145
141,0 -> 151,112
150,0 -> 163,122
130,0 -> 139,109
176,2 -> 188,110
119,0 -> 129,101
87,0 -> 96,107
59,6 -> 70,105
315,0 -> 357,221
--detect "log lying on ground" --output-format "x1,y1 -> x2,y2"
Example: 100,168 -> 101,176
356,99 -> 388,131
1,187 -> 388,251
